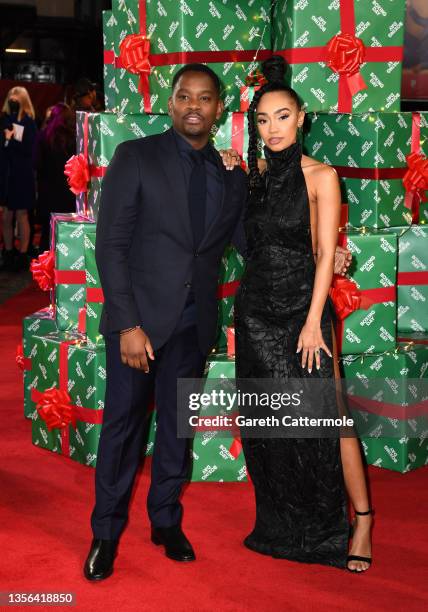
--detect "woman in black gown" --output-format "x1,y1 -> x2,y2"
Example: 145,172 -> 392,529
233,57 -> 373,571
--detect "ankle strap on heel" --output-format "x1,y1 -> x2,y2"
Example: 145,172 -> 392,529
354,508 -> 373,516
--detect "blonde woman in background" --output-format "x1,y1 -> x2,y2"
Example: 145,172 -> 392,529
0,86 -> 37,271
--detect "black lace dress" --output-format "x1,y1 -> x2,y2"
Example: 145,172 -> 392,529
234,142 -> 349,568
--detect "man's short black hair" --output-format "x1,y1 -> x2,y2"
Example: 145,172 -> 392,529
171,64 -> 221,96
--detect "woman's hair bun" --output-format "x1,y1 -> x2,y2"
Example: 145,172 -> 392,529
261,55 -> 288,84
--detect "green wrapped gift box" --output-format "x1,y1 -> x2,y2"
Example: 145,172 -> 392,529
213,111 -> 265,166
143,409 -> 157,457
103,11 -> 119,110
29,332 -> 155,465
190,353 -> 247,482
396,332 -> 428,346
75,111 -> 171,221
342,343 -> 428,472
272,0 -> 405,113
216,246 -> 244,351
109,0 -> 271,115
304,112 -> 427,229
29,338 -> 242,475
22,308 -> 57,418
217,295 -> 236,352
394,225 -> 428,335
331,229 -> 397,355
359,436 -> 428,473
29,332 -> 105,467
342,343 -> 428,405
52,214 -> 95,332
239,84 -> 262,112
82,225 -> 104,348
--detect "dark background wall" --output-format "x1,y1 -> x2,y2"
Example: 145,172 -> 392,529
0,1 -> 111,93
0,0 -> 427,117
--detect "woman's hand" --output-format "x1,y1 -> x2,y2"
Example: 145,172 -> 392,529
334,245 -> 352,276
219,148 -> 241,170
4,128 -> 14,141
296,321 -> 332,373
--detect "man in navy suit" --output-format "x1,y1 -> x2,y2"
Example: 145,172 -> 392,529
84,64 -> 248,581
84,64 -> 350,581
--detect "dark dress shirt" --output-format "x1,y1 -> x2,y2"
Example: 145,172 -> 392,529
172,128 -> 223,312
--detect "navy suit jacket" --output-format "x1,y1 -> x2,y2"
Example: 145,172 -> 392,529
95,127 -> 248,354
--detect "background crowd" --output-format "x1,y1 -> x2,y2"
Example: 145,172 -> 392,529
0,79 -> 104,272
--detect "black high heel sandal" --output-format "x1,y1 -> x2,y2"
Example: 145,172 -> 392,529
347,508 -> 373,573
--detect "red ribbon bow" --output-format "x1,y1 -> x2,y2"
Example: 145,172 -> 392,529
16,344 -> 25,370
245,70 -> 267,87
36,387 -> 76,431
403,152 -> 428,201
329,277 -> 373,320
327,33 -> 365,76
119,34 -> 151,95
30,250 -> 55,292
326,33 -> 366,99
64,153 -> 90,195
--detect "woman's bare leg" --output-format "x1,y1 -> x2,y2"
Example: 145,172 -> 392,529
332,324 -> 373,572
340,437 -> 373,571
15,209 -> 30,253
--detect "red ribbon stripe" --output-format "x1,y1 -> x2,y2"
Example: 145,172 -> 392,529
348,394 -> 428,420
397,271 -> 428,285
54,270 -> 86,285
86,288 -> 105,302
217,280 -> 240,299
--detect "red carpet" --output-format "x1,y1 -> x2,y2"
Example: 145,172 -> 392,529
1,284 -> 427,611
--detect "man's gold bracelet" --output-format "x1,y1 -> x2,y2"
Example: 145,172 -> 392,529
119,326 -> 141,336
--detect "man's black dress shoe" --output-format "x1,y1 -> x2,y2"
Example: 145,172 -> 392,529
151,525 -> 196,561
83,538 -> 118,581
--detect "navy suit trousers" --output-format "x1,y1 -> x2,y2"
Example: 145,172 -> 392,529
90,304 -> 206,540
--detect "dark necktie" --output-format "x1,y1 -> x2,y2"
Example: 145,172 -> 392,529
188,149 -> 207,249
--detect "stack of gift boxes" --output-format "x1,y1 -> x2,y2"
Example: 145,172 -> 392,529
234,0 -> 428,473
21,0 -> 427,476
292,0 -> 428,473
22,215 -> 158,469
21,0 -> 275,482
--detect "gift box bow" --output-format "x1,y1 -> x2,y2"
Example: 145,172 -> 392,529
30,250 -> 55,292
30,249 -> 86,292
329,276 -> 396,320
119,34 -> 151,100
245,70 -> 267,87
64,154 -> 90,195
277,0 -> 403,112
64,113 -> 106,216
32,387 -> 103,431
105,0 -> 271,113
403,152 -> 428,201
34,387 -> 77,430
